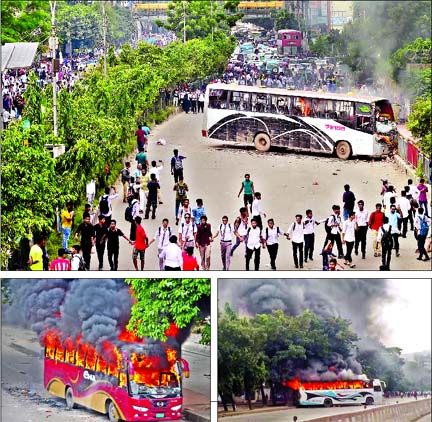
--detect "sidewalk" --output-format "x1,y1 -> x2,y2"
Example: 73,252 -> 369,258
183,388 -> 210,422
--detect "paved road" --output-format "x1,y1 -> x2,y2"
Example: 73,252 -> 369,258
83,111 -> 430,271
218,397 -> 422,421
415,414 -> 432,421
1,324 -> 208,422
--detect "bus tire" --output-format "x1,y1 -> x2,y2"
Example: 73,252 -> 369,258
107,400 -> 120,422
65,387 -> 75,410
335,141 -> 352,159
323,398 -> 333,408
254,133 -> 271,152
365,396 -> 374,405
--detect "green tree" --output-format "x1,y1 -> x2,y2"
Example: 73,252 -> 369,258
309,35 -> 331,57
274,9 -> 300,31
125,278 -> 210,343
1,0 -> 50,44
407,94 -> 431,155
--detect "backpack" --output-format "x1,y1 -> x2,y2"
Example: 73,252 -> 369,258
324,216 -> 333,235
247,227 -> 262,237
265,226 -> 280,239
125,199 -> 137,223
99,195 -> 109,215
381,226 -> 393,249
121,168 -> 130,183
174,156 -> 183,170
419,216 -> 429,236
75,255 -> 87,271
158,226 -> 172,237
177,183 -> 186,197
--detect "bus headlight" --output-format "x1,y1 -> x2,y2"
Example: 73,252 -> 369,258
132,405 -> 149,412
171,405 -> 182,411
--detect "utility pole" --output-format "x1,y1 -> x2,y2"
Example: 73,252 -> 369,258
49,1 -> 58,137
182,1 -> 186,45
102,1 -> 107,76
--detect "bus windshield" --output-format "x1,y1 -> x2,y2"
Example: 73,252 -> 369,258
129,372 -> 180,398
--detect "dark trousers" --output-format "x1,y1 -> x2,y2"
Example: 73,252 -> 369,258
292,242 -> 304,268
267,243 -> 278,270
398,217 -> 408,237
392,233 -> 400,253
130,222 -> 136,241
381,246 -> 392,269
145,199 -> 157,219
327,233 -> 343,257
107,247 -> 119,270
417,234 -> 429,260
173,168 -> 183,183
354,226 -> 368,256
198,101 -> 204,113
408,208 -> 415,230
246,247 -> 260,271
191,100 -> 197,113
96,243 -> 105,269
164,266 -> 181,271
304,233 -> 315,260
344,241 -> 354,263
81,241 -> 92,270
254,215 -> 263,230
231,236 -> 246,256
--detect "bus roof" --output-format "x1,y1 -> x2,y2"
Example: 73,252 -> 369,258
277,29 -> 301,34
207,83 -> 388,104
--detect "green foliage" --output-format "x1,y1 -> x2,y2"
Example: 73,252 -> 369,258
274,9 -> 300,31
1,0 -> 50,44
407,94 -> 432,156
125,278 -> 210,342
309,35 -> 331,57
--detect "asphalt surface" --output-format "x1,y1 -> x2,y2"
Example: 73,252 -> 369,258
80,110 -> 430,271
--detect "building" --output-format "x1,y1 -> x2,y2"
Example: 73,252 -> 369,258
307,0 -> 352,34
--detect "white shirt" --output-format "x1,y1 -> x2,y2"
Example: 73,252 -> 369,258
265,226 -> 285,245
160,243 -> 183,268
251,199 -> 265,217
396,197 -> 411,218
288,222 -> 304,243
218,223 -> 234,242
383,191 -> 396,209
177,206 -> 192,225
154,226 -> 172,249
377,223 -> 395,242
246,227 -> 262,250
327,214 -> 341,234
415,214 -> 430,232
131,199 -> 140,219
179,222 -> 197,246
71,254 -> 81,271
342,219 -> 356,242
100,192 -> 118,217
303,217 -> 318,235
409,185 -> 419,200
355,209 -> 369,227
149,164 -> 163,181
235,217 -> 249,236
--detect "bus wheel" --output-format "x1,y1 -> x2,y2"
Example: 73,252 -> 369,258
365,396 -> 374,405
107,400 -> 120,422
335,141 -> 351,159
65,387 -> 75,410
323,398 -> 333,408
254,133 -> 271,152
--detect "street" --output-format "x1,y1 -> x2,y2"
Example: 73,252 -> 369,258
85,110 -> 429,271
1,324 -> 209,422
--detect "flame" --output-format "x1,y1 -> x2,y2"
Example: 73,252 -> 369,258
165,322 -> 179,338
118,327 -> 144,343
283,377 -> 367,391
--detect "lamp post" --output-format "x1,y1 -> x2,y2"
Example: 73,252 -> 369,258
49,1 -> 58,137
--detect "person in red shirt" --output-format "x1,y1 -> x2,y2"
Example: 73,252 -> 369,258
182,249 -> 199,271
368,203 -> 385,257
49,248 -> 71,271
135,124 -> 146,152
132,216 -> 148,270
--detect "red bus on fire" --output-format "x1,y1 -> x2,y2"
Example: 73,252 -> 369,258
284,377 -> 386,407
43,329 -> 190,422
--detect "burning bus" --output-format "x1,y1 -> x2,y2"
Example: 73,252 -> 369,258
283,378 -> 386,407
43,328 -> 189,422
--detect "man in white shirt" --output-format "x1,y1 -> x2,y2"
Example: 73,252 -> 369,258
251,192 -> 266,230
149,160 -> 164,204
396,190 -> 410,238
231,207 -> 249,257
245,218 -> 265,271
148,218 -> 172,270
342,211 -> 357,268
213,216 -> 234,270
325,205 -> 344,258
287,214 -> 304,269
160,235 -> 183,270
377,216 -> 394,270
178,213 -> 197,255
264,218 -> 286,270
303,209 -> 320,263
354,200 -> 369,259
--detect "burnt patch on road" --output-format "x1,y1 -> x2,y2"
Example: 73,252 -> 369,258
3,385 -> 64,409
9,343 -> 40,358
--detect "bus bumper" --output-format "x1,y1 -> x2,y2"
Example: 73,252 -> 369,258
372,141 -> 391,157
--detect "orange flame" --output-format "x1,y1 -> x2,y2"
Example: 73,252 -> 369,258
283,377 -> 366,390
165,322 -> 179,337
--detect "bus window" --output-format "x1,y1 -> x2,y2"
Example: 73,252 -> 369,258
55,346 -> 65,362
229,91 -> 241,110
252,93 -> 268,112
355,102 -> 373,133
209,89 -> 228,109
297,98 -> 311,117
240,92 -> 251,111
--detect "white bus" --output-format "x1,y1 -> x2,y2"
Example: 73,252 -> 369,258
202,83 -> 397,159
297,378 -> 386,407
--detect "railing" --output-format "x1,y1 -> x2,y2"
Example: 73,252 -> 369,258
397,124 -> 431,182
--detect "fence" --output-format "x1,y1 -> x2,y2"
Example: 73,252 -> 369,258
397,125 -> 431,182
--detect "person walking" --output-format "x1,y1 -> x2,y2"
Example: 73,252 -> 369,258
145,173 -> 160,220
342,212 -> 357,268
171,149 -> 186,183
417,179 -> 429,216
93,215 -> 108,270
354,200 -> 369,259
325,205 -> 344,258
386,204 -> 402,257
102,219 -> 132,271
177,198 -> 192,226
192,199 -> 206,223
98,186 -> 118,227
231,207 -> 249,256
136,149 -> 149,171
174,176 -> 189,222
135,124 -> 146,151
178,213 -> 197,255
148,218 -> 173,270
303,209 -> 319,263
138,167 -> 150,214
369,203 -> 385,257
213,216 -> 234,270
245,218 -> 265,271
251,192 -> 266,230
287,214 -> 305,269
132,216 -> 148,270
60,202 -> 75,252
237,174 -> 255,215
377,216 -> 394,270
127,191 -> 140,242
264,218 -> 285,270
28,237 -> 47,271
70,244 -> 86,271
182,248 -> 199,270
49,248 -> 71,271
120,162 -> 131,203
396,190 -> 410,238
342,184 -> 356,221
74,213 -> 95,270
160,235 -> 183,270
415,208 -> 430,261
196,215 -> 213,270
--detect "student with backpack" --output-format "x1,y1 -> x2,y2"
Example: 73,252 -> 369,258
303,209 -> 320,263
287,214 -> 305,269
125,191 -> 140,242
245,218 -> 265,271
70,244 -> 87,271
213,216 -> 235,270
264,218 -> 286,270
325,205 -> 344,259
174,176 -> 189,222
120,162 -> 131,203
377,216 -> 394,270
98,186 -> 118,226
148,218 -> 173,270
171,149 -> 186,183
415,207 -> 430,261
178,213 -> 197,256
